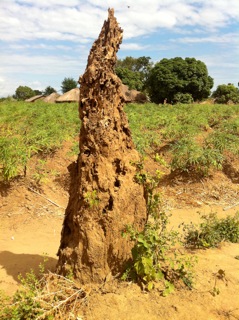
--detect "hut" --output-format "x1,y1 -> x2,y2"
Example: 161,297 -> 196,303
121,84 -> 148,103
25,95 -> 44,102
43,92 -> 61,103
56,88 -> 80,103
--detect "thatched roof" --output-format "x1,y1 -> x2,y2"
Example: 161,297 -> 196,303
43,92 -> 60,103
25,95 -> 44,102
121,84 -> 148,103
56,88 -> 80,103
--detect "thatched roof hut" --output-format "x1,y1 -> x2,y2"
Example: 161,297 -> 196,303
121,84 -> 148,103
56,88 -> 80,103
25,95 -> 44,102
43,92 -> 60,103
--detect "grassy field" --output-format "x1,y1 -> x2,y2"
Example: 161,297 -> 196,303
1,100 -> 239,181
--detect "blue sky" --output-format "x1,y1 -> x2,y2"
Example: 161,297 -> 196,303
0,0 -> 238,97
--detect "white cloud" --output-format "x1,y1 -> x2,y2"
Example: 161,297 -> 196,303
121,43 -> 149,51
175,32 -> 239,44
0,0 -> 239,96
1,0 -> 239,42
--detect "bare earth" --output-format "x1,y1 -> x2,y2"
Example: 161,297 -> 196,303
0,142 -> 239,320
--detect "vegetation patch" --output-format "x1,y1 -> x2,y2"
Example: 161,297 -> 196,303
182,212 -> 239,249
0,101 -> 80,181
122,164 -> 197,293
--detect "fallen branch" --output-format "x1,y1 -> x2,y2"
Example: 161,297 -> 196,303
28,186 -> 65,209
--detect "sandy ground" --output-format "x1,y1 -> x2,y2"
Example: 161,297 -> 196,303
1,144 -> 239,319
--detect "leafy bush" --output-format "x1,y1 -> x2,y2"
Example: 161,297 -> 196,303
212,84 -> 239,104
122,165 -> 196,293
14,86 -> 35,101
183,212 -> 239,249
173,92 -> 193,104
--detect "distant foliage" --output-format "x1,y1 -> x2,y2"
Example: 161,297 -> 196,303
61,77 -> 77,93
173,92 -> 193,104
115,56 -> 152,91
44,86 -> 57,96
14,86 -> 35,101
212,84 -> 239,104
34,89 -> 43,96
147,57 -> 214,103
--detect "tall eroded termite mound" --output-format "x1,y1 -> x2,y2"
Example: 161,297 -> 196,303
57,8 -> 147,284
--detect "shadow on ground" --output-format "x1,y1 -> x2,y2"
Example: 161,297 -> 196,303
0,251 -> 57,283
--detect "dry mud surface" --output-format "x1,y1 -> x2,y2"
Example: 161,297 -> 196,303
1,144 -> 239,319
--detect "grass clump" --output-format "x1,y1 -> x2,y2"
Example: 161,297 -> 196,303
182,212 -> 239,249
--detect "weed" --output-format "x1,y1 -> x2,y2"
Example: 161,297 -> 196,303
83,190 -> 99,208
183,212 -> 239,249
210,269 -> 228,297
122,163 -> 197,293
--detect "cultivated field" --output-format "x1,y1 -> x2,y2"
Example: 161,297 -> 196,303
0,100 -> 239,319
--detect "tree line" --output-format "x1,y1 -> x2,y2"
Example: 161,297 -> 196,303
115,56 -> 239,104
10,57 -> 239,103
13,77 -> 78,101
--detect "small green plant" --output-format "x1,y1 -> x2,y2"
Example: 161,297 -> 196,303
122,163 -> 196,293
32,159 -> 49,184
183,212 -> 239,249
83,190 -> 99,208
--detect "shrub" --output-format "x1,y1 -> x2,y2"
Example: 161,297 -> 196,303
183,212 -> 239,249
122,164 -> 196,293
173,93 -> 193,104
212,84 -> 239,104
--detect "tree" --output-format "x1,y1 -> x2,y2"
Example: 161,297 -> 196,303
34,89 -> 43,96
212,84 -> 239,104
61,77 -> 77,94
14,86 -> 35,101
146,57 -> 214,104
44,86 -> 57,96
115,56 -> 152,91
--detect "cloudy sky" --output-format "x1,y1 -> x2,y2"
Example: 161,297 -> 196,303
0,0 -> 238,97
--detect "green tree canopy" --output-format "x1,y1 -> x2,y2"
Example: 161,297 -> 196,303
147,57 -> 214,104
115,56 -> 152,91
44,86 -> 57,96
14,86 -> 35,101
212,84 -> 239,104
61,77 -> 77,94
34,89 -> 43,96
